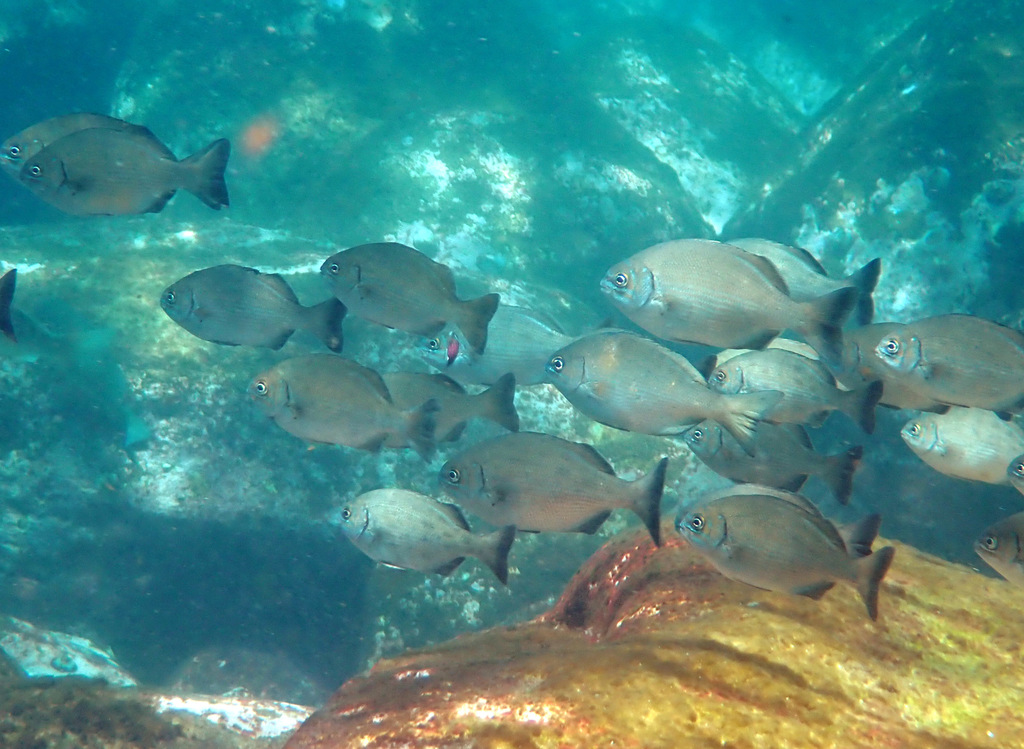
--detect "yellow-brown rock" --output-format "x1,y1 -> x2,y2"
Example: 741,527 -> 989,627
286,525 -> 1024,748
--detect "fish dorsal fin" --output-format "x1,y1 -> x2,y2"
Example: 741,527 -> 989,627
120,124 -> 177,160
731,250 -> 790,296
704,484 -> 825,518
435,500 -> 472,531
790,424 -> 814,450
358,366 -> 394,403
781,244 -> 828,276
252,268 -> 300,305
565,441 -> 617,475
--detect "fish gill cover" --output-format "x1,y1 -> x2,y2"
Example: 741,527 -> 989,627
0,0 -> 1023,745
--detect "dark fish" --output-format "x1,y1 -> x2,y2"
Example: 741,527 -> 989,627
729,238 -> 881,325
600,239 -> 856,367
0,269 -> 16,342
249,354 -> 437,459
439,432 -> 666,544
321,242 -> 499,353
683,419 -> 862,505
545,329 -> 780,451
19,125 -> 230,215
161,264 -> 344,351
382,371 -> 519,444
1009,453 -> 1024,497
1,113 -> 131,180
339,488 -> 516,584
423,304 -> 575,385
975,511 -> 1024,586
676,489 -> 895,619
873,314 -> 1024,413
901,408 -> 1024,485
707,347 -> 883,433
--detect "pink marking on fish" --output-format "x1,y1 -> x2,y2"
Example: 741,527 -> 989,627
446,335 -> 460,366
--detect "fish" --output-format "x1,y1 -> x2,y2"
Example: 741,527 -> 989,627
974,511 -> 1024,586
1,113 -> 132,180
675,489 -> 895,619
600,239 -> 857,366
901,407 -> 1024,484
19,125 -> 230,215
438,431 -> 666,544
545,329 -> 781,451
1009,453 -> 1024,496
381,371 -> 519,444
338,488 -> 516,584
834,323 -> 950,412
422,304 -> 576,386
321,242 -> 499,353
707,347 -> 883,433
872,314 -> 1024,413
161,265 -> 345,351
249,354 -> 438,459
1,269 -> 16,342
729,238 -> 881,325
683,420 -> 862,505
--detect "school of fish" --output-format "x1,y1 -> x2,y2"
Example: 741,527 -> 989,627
6,112 -> 1024,626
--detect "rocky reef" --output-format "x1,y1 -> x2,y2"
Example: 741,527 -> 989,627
286,526 -> 1024,748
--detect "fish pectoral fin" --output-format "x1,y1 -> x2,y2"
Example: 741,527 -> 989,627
792,582 -> 835,600
931,439 -> 948,457
192,306 -> 213,322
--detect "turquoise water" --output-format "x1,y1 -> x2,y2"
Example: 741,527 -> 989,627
1,0 -> 1022,707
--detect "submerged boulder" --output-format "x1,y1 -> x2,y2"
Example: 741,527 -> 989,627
287,526 -> 1024,747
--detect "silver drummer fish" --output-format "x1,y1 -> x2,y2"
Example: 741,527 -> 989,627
974,511 -> 1024,586
901,407 -> 1024,485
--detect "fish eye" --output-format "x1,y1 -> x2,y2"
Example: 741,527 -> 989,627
445,468 -> 461,484
981,535 -> 999,551
1013,462 -> 1024,478
907,423 -> 921,437
27,164 -> 41,177
427,337 -> 441,351
687,514 -> 705,531
712,370 -> 726,383
341,507 -> 352,520
549,356 -> 564,373
163,290 -> 175,305
614,272 -> 628,288
7,145 -> 20,158
882,338 -> 900,356
252,380 -> 269,397
328,263 -> 339,275
690,428 -> 704,443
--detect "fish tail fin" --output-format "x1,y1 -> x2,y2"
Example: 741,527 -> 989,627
456,293 -> 500,354
855,545 -> 895,621
841,380 -> 884,434
842,513 -> 882,558
405,397 -> 439,460
719,390 -> 784,455
820,445 -> 863,505
181,138 -> 231,209
301,298 -> 346,352
477,525 -> 517,585
473,372 -> 520,432
631,457 -> 668,546
798,287 -> 858,369
0,269 -> 16,343
844,258 -> 882,325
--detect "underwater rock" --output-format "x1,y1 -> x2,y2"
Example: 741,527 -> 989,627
287,526 -> 1024,748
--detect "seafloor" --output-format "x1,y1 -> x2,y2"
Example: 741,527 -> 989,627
1,0 -> 1023,745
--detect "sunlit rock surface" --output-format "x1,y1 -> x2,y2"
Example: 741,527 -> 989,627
287,527 -> 1023,748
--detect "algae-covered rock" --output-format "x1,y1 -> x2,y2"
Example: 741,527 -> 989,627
286,527 -> 1024,748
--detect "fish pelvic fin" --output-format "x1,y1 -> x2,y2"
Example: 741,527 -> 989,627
405,397 -> 439,460
719,390 -> 784,456
631,456 -> 668,546
855,545 -> 895,621
456,293 -> 500,354
842,380 -> 884,434
303,298 -> 346,352
846,258 -> 882,325
475,372 -> 520,432
477,525 -> 517,585
799,286 -> 857,369
820,445 -> 863,505
181,138 -> 231,209
0,269 -> 16,343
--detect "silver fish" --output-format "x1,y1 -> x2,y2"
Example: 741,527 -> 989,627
161,265 -> 345,351
438,431 -> 666,544
707,347 -> 882,433
545,329 -> 780,451
974,511 -> 1024,586
683,420 -> 862,505
321,242 -> 499,353
0,269 -> 15,342
600,239 -> 856,366
338,488 -> 516,583
1009,453 -> 1024,497
382,371 -> 519,444
20,126 -> 229,215
676,489 -> 895,619
1,113 -> 132,180
423,304 -> 575,385
873,314 -> 1024,413
729,238 -> 881,325
249,354 -> 437,458
901,407 -> 1024,485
